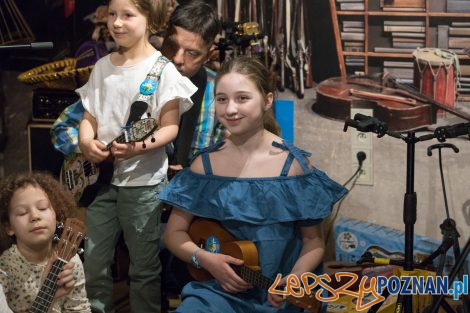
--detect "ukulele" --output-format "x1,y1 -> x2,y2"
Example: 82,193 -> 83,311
60,118 -> 157,201
29,218 -> 86,313
188,218 -> 321,313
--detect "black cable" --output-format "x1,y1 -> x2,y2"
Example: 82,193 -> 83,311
437,148 -> 451,220
342,164 -> 362,187
325,151 -> 366,244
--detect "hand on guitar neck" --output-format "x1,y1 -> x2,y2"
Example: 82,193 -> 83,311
30,218 -> 86,313
63,118 -> 157,201
78,137 -> 110,165
42,256 -> 76,300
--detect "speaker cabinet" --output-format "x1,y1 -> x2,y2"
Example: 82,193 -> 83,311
32,89 -> 80,122
27,122 -> 64,177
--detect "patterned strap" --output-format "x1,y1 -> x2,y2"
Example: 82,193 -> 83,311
136,55 -> 170,106
272,140 -> 312,175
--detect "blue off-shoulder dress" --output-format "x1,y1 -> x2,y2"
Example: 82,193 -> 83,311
159,141 -> 348,313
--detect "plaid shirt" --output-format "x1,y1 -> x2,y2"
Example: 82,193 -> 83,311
188,67 -> 224,158
50,100 -> 85,156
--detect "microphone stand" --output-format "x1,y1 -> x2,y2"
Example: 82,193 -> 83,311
343,114 -> 470,313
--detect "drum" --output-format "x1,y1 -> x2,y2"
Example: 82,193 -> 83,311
412,48 -> 459,113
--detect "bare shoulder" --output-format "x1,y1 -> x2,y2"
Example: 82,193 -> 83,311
189,155 -> 205,175
289,157 -> 313,176
268,135 -> 314,176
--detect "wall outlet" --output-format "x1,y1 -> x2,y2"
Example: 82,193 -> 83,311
351,108 -> 374,185
352,148 -> 373,185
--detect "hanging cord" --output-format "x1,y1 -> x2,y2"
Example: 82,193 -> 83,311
424,143 -> 463,280
427,143 -> 459,219
325,151 -> 366,244
438,148 -> 451,219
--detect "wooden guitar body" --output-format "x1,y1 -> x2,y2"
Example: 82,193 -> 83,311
188,218 -> 260,280
60,154 -> 99,201
187,218 -> 321,313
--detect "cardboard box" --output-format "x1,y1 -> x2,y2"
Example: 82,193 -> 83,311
334,218 -> 469,276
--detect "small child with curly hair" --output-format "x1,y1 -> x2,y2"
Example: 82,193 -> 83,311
0,171 -> 90,313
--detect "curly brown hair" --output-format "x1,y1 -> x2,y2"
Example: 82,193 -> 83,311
0,171 -> 76,253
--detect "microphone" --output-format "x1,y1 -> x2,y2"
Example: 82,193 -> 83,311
125,101 -> 148,126
0,42 -> 54,50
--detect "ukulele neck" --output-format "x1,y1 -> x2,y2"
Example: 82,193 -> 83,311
105,130 -> 129,150
29,258 -> 66,313
235,265 -> 274,290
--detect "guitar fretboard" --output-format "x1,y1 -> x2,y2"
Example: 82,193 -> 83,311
29,259 -> 66,313
234,265 -> 274,290
105,131 -> 128,150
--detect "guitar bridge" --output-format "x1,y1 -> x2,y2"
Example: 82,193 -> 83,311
64,170 -> 74,190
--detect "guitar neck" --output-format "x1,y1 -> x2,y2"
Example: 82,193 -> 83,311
29,259 -> 66,313
105,131 -> 128,151
234,265 -> 274,290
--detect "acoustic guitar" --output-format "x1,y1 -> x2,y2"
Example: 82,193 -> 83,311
60,118 -> 157,201
29,218 -> 86,313
188,218 -> 321,313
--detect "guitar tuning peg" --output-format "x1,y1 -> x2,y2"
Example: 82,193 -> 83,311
151,133 -> 155,143
142,142 -> 147,149
53,234 -> 60,242
56,222 -> 64,230
77,248 -> 85,255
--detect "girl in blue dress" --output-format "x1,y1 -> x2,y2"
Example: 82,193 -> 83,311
160,56 -> 347,312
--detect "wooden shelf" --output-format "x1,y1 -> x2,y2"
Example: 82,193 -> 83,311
428,12 -> 470,17
337,11 -> 366,15
367,11 -> 427,16
330,0 -> 470,77
366,52 -> 414,58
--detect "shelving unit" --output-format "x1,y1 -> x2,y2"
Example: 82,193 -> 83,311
329,0 -> 470,78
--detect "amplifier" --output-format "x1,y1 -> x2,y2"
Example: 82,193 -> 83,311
27,122 -> 64,177
32,88 -> 80,122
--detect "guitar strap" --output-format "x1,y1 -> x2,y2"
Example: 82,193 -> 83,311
134,55 -> 170,120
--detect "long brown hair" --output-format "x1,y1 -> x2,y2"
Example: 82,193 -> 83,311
0,172 -> 75,254
215,56 -> 281,136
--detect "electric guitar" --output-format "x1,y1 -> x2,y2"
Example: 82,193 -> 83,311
29,218 -> 86,313
60,118 -> 157,201
187,218 -> 321,313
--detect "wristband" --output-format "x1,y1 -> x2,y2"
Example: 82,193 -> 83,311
191,248 -> 203,269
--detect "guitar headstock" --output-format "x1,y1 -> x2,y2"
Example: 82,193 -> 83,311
128,118 -> 157,142
55,218 -> 86,262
